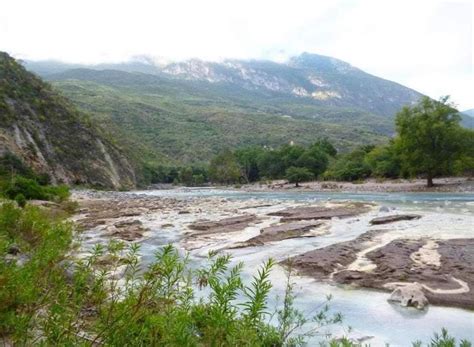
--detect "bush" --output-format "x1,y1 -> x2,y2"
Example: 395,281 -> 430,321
324,148 -> 371,181
14,193 -> 26,208
1,176 -> 70,202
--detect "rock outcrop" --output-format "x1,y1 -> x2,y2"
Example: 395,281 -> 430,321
229,220 -> 325,248
370,214 -> 421,225
187,215 -> 258,235
287,234 -> 474,309
387,283 -> 429,309
269,203 -> 371,222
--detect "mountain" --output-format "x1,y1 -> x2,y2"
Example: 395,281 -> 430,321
161,53 -> 422,117
461,109 -> 474,129
23,53 -> 425,164
0,52 -> 137,189
26,52 -> 423,117
463,109 -> 474,117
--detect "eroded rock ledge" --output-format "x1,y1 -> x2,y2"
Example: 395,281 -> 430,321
229,221 -> 326,248
370,214 -> 421,225
269,203 -> 372,222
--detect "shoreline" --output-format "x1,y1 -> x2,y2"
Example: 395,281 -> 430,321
234,177 -> 474,194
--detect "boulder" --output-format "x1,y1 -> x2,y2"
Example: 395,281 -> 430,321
388,283 -> 428,309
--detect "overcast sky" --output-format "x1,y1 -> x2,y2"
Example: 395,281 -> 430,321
1,0 -> 472,109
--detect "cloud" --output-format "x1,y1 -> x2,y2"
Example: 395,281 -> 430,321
0,0 -> 472,108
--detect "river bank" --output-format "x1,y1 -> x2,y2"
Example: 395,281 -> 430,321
236,177 -> 474,193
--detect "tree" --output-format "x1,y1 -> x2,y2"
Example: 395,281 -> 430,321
285,167 -> 314,187
295,147 -> 329,177
323,148 -> 371,181
279,144 -> 306,171
312,139 -> 337,157
178,166 -> 193,186
235,146 -> 264,183
394,96 -> 467,187
365,143 -> 401,178
209,150 -> 241,184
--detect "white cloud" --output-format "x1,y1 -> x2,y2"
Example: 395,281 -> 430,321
0,0 -> 472,108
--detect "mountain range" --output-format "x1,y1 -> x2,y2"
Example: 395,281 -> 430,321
2,51 -> 470,187
23,53 -> 433,166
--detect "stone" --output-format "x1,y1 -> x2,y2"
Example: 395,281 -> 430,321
370,214 -> 421,225
388,283 -> 429,309
379,206 -> 390,213
228,221 -> 325,249
269,204 -> 371,222
188,215 -> 258,234
7,244 -> 20,255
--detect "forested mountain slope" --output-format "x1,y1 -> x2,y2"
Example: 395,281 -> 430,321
0,52 -> 137,189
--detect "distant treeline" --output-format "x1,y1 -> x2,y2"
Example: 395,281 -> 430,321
147,96 -> 474,187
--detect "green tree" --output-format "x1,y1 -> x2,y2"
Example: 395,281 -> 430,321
312,139 -> 337,157
395,96 -> 468,187
285,167 -> 314,187
296,147 -> 329,177
235,146 -> 264,182
365,143 -> 401,178
209,150 -> 241,184
324,147 -> 372,181
178,166 -> 193,186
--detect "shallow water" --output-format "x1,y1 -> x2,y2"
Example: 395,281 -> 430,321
124,189 -> 474,345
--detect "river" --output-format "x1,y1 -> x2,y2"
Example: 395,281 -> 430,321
82,188 -> 474,346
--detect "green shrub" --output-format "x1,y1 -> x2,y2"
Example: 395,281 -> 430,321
1,176 -> 70,202
14,193 -> 26,208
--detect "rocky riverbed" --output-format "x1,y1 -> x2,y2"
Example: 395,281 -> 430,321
72,188 -> 474,312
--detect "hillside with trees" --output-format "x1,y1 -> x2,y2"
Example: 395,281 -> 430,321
0,52 -> 137,189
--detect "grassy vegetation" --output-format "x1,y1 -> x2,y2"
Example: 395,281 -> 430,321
0,153 -> 70,203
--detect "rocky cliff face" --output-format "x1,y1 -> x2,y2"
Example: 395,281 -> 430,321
160,53 -> 422,117
0,52 -> 136,189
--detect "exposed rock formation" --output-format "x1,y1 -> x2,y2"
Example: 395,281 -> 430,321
269,203 -> 371,222
187,215 -> 258,235
287,234 -> 474,309
370,214 -> 421,225
0,52 -> 136,189
229,221 -> 325,248
387,282 -> 429,309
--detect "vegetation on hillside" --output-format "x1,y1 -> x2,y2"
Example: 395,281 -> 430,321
0,52 -> 136,189
201,97 -> 474,187
47,70 -> 391,168
0,153 -> 70,204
